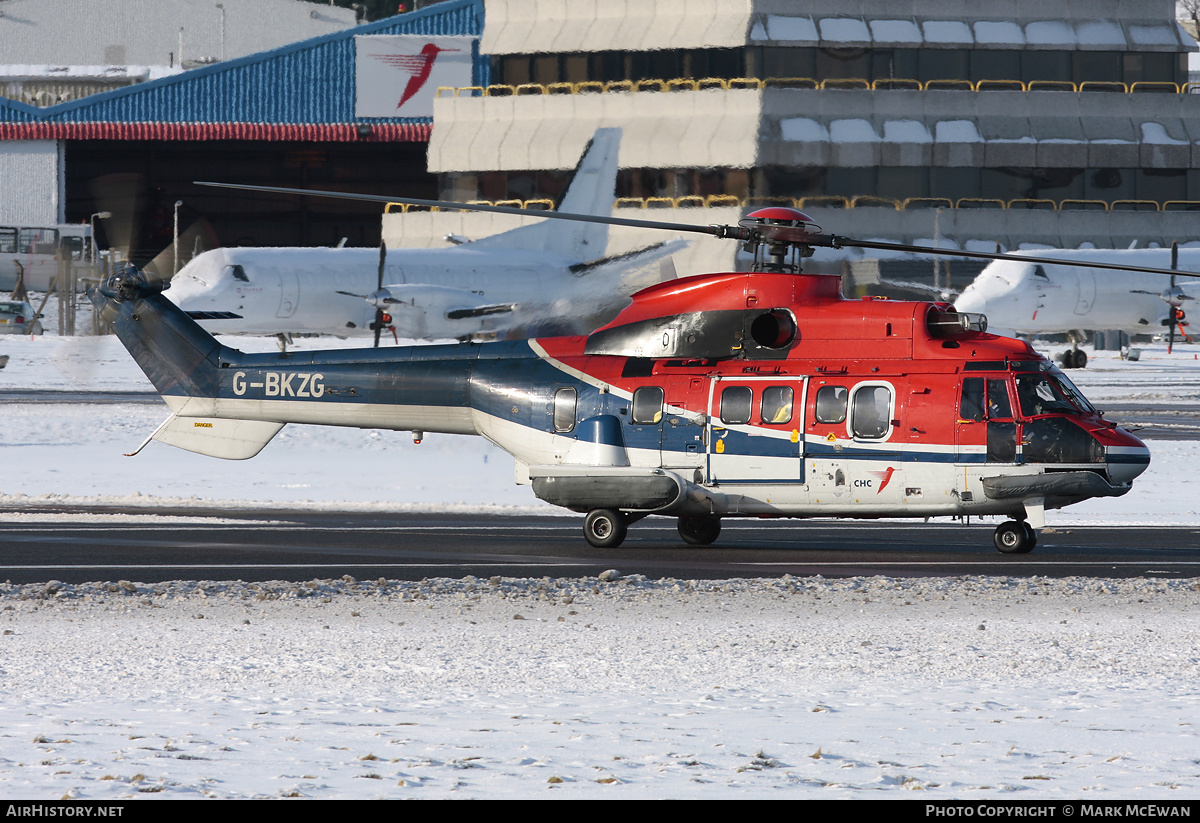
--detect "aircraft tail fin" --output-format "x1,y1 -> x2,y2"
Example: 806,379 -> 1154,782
93,268 -> 226,399
472,128 -> 621,260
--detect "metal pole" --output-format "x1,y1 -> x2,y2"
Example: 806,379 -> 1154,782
216,4 -> 225,61
173,200 -> 183,276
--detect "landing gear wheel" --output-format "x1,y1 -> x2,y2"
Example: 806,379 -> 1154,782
584,509 -> 628,548
994,520 -> 1036,554
678,516 -> 721,546
1072,349 -> 1087,369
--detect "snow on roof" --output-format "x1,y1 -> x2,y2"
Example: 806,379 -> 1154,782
764,15 -> 818,43
1140,122 -> 1190,144
817,17 -> 871,44
973,21 -> 1025,46
1024,20 -> 1076,45
1128,22 -> 1182,46
868,19 -> 923,44
882,120 -> 932,143
1075,20 -> 1127,47
830,118 -> 880,143
921,20 -> 974,45
780,117 -> 829,142
933,120 -> 983,142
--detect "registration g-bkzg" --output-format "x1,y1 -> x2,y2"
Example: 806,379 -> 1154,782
231,371 -> 325,398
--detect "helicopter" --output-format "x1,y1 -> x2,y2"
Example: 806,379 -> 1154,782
92,191 -> 1180,554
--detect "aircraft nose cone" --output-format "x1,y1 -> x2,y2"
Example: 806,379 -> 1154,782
953,290 -> 987,315
1106,441 -> 1151,485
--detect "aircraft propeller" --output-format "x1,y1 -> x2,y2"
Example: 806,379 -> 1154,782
1130,242 -> 1197,352
335,242 -> 396,346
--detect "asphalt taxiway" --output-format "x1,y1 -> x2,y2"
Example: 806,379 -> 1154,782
3,509 -> 1198,584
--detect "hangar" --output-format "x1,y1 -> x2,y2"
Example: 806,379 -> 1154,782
0,0 -> 485,263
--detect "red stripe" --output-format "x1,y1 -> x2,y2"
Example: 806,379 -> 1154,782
0,122 -> 432,142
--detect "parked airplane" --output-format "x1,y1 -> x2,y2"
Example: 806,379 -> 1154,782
167,128 -> 682,342
953,247 -> 1199,366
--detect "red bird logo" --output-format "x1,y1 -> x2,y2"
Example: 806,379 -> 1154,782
867,467 -> 896,494
373,44 -> 460,110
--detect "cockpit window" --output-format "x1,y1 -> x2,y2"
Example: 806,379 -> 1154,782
1015,374 -> 1076,417
1047,370 -> 1095,414
227,264 -> 249,282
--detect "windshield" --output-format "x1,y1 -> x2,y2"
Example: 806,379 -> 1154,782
1046,369 -> 1096,414
1015,373 -> 1078,417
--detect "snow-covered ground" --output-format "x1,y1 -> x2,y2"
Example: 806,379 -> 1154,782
1,323 -> 1200,798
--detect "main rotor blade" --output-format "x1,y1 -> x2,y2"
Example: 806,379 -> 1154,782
195,180 -> 1200,279
829,237 -> 1200,279
195,181 -> 733,240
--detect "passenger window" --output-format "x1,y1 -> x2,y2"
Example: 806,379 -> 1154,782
761,386 -> 793,424
720,386 -> 753,425
553,387 -> 577,432
851,385 -> 892,439
631,386 -> 664,425
815,385 -> 848,424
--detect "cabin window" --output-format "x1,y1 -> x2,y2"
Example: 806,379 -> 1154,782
761,386 -> 794,424
632,386 -> 664,425
815,385 -> 848,424
987,379 -> 1013,418
961,378 -> 985,422
227,264 -> 249,282
553,387 -> 577,432
962,377 -> 1015,422
851,385 -> 892,439
720,386 -> 753,425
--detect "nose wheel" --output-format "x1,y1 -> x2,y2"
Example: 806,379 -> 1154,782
994,520 -> 1037,554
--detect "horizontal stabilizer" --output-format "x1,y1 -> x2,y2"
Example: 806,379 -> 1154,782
185,310 -> 243,320
569,238 -> 688,279
446,303 -> 516,319
138,413 -> 285,460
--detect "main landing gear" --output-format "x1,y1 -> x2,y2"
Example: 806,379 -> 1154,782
581,510 -> 723,548
677,516 -> 721,546
993,520 -> 1037,554
583,509 -> 627,548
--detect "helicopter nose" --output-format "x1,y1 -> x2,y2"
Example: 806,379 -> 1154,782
1098,428 -> 1151,485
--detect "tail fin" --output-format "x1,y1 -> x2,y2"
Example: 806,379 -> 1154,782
92,267 -> 225,401
92,267 -> 289,459
472,127 -> 621,260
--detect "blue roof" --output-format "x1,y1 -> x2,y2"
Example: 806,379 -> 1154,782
0,0 -> 485,131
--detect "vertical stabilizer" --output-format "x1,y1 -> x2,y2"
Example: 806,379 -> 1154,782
472,128 -> 621,260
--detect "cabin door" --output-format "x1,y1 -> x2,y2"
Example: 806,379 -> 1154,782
705,376 -> 805,484
276,268 -> 299,319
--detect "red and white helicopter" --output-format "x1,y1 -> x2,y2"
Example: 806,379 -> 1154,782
94,189 -> 1188,554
